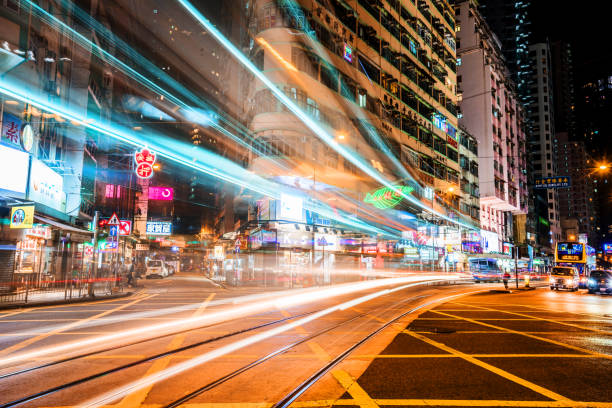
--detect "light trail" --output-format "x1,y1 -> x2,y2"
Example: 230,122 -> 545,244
0,77 -> 393,237
79,278 -> 455,408
19,0 -> 271,157
0,276 -> 461,368
175,0 -> 478,232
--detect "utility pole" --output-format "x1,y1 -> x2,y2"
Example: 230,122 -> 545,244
514,244 -> 519,289
89,211 -> 100,297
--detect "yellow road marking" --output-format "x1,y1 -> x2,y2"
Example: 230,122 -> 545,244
117,293 -> 215,408
454,302 -> 612,335
403,330 -> 571,402
350,353 -> 601,359
332,369 -> 379,408
0,294 -> 155,357
431,310 -> 610,358
35,400 -> 612,408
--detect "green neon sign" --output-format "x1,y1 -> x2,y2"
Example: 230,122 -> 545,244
364,185 -> 414,209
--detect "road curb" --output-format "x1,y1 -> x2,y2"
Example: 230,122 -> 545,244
0,291 -> 134,311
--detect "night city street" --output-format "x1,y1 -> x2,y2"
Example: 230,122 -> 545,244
1,0 -> 612,406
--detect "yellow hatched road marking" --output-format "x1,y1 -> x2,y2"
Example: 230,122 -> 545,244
453,302 -> 612,335
402,330 -> 571,402
431,310 -> 611,358
349,353 -> 600,359
116,293 -> 215,408
0,293 -> 156,357
332,369 -> 379,408
34,400 -> 612,408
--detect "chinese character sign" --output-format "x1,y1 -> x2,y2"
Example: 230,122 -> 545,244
1,113 -> 22,148
146,221 -> 172,235
134,148 -> 156,179
534,176 -> 571,189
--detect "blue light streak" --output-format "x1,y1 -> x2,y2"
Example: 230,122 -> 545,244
176,0 -> 478,232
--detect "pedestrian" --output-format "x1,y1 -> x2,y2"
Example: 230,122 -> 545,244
503,270 -> 511,290
126,263 -> 134,287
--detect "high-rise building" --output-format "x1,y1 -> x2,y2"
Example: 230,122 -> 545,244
454,0 -> 528,250
458,127 -> 480,225
245,0 -> 478,268
526,42 -> 561,244
550,41 -> 576,140
556,134 -> 598,245
477,0 -> 531,102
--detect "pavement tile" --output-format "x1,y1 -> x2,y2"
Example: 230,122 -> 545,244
480,357 -> 612,402
352,357 -> 551,401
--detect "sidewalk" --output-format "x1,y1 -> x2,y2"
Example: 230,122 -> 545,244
0,288 -> 135,310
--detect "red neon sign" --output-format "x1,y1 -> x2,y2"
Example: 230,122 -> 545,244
134,148 -> 156,179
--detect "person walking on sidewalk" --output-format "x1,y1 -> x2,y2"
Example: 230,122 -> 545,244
502,270 -> 511,290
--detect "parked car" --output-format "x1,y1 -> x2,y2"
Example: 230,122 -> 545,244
549,266 -> 579,291
145,260 -> 168,279
587,270 -> 612,294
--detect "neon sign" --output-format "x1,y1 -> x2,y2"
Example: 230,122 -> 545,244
134,148 -> 156,179
149,186 -> 174,200
364,186 -> 414,209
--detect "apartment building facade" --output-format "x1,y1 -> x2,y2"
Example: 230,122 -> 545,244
454,0 -> 528,250
247,0 -> 477,231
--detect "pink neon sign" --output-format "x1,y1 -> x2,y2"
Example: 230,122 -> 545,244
149,186 -> 174,201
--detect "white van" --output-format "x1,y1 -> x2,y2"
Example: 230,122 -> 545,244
145,260 -> 168,279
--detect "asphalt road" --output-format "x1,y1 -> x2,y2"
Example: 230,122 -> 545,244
0,275 -> 610,408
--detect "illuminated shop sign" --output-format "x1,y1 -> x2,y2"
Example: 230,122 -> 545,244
279,193 -> 303,222
1,112 -> 21,148
10,205 -> 34,229
502,242 -> 512,256
146,221 -> 172,235
28,159 -> 66,212
461,240 -> 482,254
134,148 -> 156,179
0,144 -> 29,194
20,124 -> 34,152
149,186 -> 174,201
364,185 -> 414,209
343,43 -> 353,63
26,224 -> 52,240
604,243 -> 612,255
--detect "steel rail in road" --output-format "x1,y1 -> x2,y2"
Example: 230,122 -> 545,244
158,294 -> 423,408
159,284 -> 472,408
0,311 -> 314,408
272,289 -> 487,408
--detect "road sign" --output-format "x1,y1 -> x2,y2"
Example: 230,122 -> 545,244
118,220 -> 132,236
534,176 -> 571,189
109,225 -> 118,237
108,212 -> 120,225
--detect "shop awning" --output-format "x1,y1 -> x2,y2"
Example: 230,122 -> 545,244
34,215 -> 93,235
